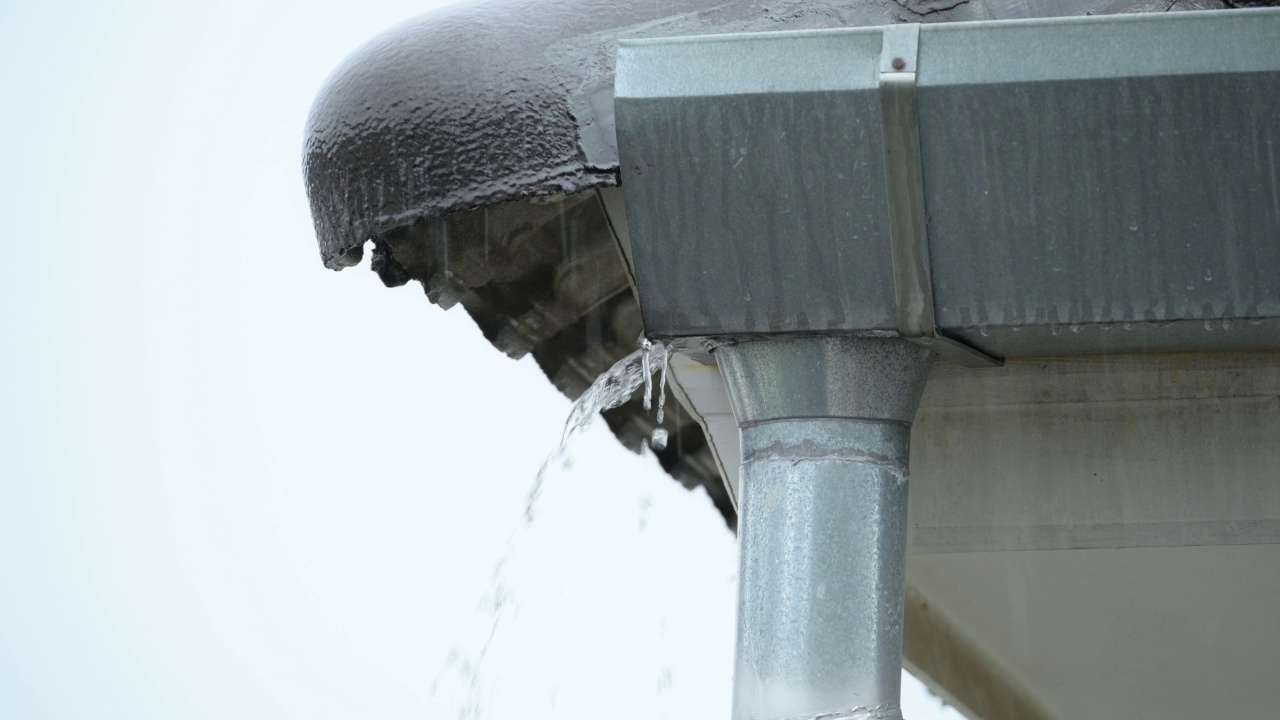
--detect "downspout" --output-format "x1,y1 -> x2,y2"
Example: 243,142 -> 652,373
716,337 -> 933,720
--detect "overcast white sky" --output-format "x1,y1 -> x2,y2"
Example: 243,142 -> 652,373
0,1 -> 960,717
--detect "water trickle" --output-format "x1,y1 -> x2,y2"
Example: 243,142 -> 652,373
442,340 -> 669,717
652,345 -> 673,450
641,338 -> 654,412
655,347 -> 670,425
527,340 -> 667,522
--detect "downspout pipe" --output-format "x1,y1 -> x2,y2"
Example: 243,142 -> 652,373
715,337 -> 933,720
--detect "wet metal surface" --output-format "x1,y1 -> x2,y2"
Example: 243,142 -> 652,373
617,29 -> 898,338
716,338 -> 932,720
734,425 -> 909,720
918,11 -> 1280,355
615,9 -> 1280,357
716,336 -> 935,424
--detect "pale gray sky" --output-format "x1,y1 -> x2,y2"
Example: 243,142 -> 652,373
0,1 -> 960,717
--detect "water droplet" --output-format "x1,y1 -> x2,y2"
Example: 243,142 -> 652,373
1050,325 -> 1062,336
1247,318 -> 1265,326
650,427 -> 669,451
744,289 -> 752,302
1222,318 -> 1234,331
978,325 -> 989,337
1204,268 -> 1213,281
638,497 -> 654,532
1123,322 -> 1135,331
1069,324 -> 1083,334
1204,319 -> 1214,331
1129,220 -> 1138,231
1010,325 -> 1022,332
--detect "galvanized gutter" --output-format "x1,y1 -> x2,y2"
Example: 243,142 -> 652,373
615,9 -> 1280,360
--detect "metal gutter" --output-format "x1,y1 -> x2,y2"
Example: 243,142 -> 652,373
615,9 -> 1280,360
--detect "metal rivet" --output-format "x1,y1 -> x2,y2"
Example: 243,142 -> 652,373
892,57 -> 906,71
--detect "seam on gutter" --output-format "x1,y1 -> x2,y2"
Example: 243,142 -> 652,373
878,26 -> 1002,368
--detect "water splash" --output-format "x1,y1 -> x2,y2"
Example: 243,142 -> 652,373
526,340 -> 667,522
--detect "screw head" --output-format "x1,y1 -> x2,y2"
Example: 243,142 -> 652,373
892,57 -> 906,71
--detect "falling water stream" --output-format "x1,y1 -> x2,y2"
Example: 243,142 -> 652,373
526,339 -> 670,520
439,339 -> 672,718
430,341 -> 946,720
